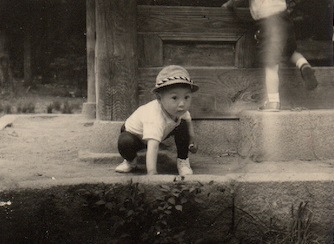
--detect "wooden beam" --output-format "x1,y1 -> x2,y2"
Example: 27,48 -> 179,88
95,0 -> 138,121
138,67 -> 334,118
137,6 -> 250,40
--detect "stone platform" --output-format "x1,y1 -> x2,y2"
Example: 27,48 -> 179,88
1,114 -> 334,242
239,109 -> 334,162
82,109 -> 334,162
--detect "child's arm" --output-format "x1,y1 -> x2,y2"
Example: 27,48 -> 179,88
146,139 -> 160,175
186,120 -> 198,153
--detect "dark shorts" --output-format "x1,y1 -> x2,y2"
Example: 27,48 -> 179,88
118,120 -> 190,161
255,10 -> 297,66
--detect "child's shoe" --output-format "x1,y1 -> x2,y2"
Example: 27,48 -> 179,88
300,64 -> 318,90
258,101 -> 280,112
177,158 -> 193,176
115,159 -> 137,173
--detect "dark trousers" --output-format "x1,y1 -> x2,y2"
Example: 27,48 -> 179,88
117,120 -> 190,161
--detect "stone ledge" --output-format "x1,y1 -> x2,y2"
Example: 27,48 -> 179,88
238,109 -> 334,162
78,150 -> 174,165
81,119 -> 240,156
81,109 -> 334,162
10,164 -> 334,244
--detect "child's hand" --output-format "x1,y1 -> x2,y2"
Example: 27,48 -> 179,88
188,143 -> 198,154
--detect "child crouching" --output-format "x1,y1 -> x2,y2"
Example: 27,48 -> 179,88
115,65 -> 199,175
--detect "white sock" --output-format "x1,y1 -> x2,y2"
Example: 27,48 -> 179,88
296,57 -> 309,69
265,66 -> 279,100
268,93 -> 280,103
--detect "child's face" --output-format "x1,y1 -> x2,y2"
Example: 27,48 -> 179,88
158,86 -> 192,120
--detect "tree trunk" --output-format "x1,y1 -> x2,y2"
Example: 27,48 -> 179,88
24,31 -> 32,86
0,31 -> 13,95
95,0 -> 138,121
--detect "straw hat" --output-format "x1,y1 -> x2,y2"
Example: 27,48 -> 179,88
152,65 -> 199,93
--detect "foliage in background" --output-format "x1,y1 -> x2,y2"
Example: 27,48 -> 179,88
0,102 -> 12,114
1,0 -> 86,90
16,102 -> 35,113
1,98 -> 82,116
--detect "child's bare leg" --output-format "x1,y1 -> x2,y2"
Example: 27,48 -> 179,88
290,51 -> 318,90
290,51 -> 304,65
265,64 -> 280,102
258,64 -> 280,111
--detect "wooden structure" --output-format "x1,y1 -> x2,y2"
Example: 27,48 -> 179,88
88,0 -> 334,120
82,0 -> 96,119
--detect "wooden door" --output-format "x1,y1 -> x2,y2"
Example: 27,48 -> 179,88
136,5 -> 334,118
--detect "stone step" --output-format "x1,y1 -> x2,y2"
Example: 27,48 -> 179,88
59,153 -> 334,243
82,109 -> 334,163
239,109 -> 334,162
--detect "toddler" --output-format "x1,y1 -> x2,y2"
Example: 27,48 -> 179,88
223,0 -> 318,111
115,65 -> 199,175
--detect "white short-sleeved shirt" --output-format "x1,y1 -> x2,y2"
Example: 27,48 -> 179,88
124,100 -> 192,143
249,0 -> 286,20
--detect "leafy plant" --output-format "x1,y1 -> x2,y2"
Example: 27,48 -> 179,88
18,102 -> 35,113
47,103 -> 53,113
142,178 -> 204,243
78,181 -> 321,244
78,179 -> 204,243
4,104 -> 12,114
61,101 -> 73,114
280,201 -> 319,244
52,101 -> 61,111
230,201 -> 320,244
79,181 -> 152,242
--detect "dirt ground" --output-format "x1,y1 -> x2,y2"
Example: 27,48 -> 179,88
0,113 -> 243,191
0,114 -> 117,190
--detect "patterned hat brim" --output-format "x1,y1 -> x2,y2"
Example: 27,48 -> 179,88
151,80 -> 199,93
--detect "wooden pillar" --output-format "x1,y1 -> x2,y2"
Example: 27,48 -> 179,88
82,0 -> 96,119
95,0 -> 138,121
